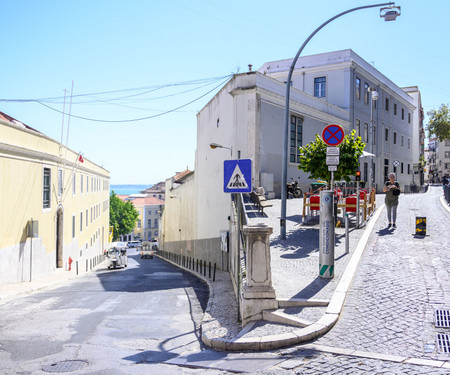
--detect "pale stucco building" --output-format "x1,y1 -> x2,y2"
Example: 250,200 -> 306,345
161,49 -> 423,265
0,112 -> 110,286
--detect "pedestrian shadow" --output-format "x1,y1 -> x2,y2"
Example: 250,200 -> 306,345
375,227 -> 395,236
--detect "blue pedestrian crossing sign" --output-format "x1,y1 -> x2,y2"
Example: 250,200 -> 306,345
224,159 -> 252,193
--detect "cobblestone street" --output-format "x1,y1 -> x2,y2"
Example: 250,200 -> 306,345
269,186 -> 450,374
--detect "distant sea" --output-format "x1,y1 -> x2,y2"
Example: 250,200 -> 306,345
110,184 -> 151,195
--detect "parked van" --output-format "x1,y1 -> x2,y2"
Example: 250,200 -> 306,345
127,240 -> 142,250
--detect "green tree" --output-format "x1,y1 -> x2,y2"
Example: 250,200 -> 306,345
298,130 -> 365,186
109,191 -> 139,241
427,104 -> 450,142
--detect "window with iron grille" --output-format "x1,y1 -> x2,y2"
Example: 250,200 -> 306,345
290,115 -> 303,163
43,167 -> 51,209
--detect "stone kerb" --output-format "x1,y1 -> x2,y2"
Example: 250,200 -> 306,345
241,224 -> 277,326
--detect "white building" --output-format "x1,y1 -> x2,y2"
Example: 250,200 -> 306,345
161,49 -> 422,263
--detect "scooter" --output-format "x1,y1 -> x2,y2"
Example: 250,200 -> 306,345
287,177 -> 303,198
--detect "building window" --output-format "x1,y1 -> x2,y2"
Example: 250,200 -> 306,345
58,169 -> 63,197
314,77 -> 326,97
363,162 -> 368,182
154,218 -> 158,228
408,113 -> 411,124
355,119 -> 361,137
445,151 -> 450,158
137,219 -> 141,229
372,126 -> 376,146
290,115 -> 303,163
401,162 -> 404,174
364,83 -> 369,104
73,174 -> 76,195
446,140 -> 450,146
86,209 -> 88,228
401,135 -> 404,147
72,215 -> 75,239
81,174 -> 83,194
401,108 -> 405,120
86,176 -> 89,194
408,164 -> 411,174
384,159 -> 389,181
43,167 -> 51,209
355,77 -> 361,100
394,103 -> 397,116
364,123 -> 369,143
80,212 -> 83,232
385,97 -> 389,111
408,138 -> 411,149
393,132 -> 397,145
385,128 -> 389,142
148,219 -> 151,227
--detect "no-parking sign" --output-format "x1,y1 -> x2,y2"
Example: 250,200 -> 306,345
322,124 -> 345,146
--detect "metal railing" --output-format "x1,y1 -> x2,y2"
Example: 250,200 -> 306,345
444,185 -> 450,205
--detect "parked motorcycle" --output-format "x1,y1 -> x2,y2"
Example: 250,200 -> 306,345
287,177 -> 303,198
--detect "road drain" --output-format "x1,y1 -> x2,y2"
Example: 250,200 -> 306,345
42,360 -> 89,373
435,309 -> 450,328
436,334 -> 450,354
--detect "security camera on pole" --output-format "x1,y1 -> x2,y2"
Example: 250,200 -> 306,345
319,124 -> 344,279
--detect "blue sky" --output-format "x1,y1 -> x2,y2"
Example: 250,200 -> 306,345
1,0 -> 448,184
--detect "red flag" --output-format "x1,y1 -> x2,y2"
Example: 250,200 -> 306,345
78,155 -> 84,163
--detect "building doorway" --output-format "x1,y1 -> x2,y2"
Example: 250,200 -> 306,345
56,208 -> 63,268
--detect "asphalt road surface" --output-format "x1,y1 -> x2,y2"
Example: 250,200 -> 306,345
0,253 -> 225,374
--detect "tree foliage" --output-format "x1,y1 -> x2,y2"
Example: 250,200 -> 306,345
297,130 -> 365,186
427,104 -> 450,142
109,191 -> 139,241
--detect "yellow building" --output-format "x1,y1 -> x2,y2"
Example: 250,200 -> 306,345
0,112 -> 110,286
118,195 -> 164,242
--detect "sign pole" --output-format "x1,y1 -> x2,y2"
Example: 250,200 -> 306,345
319,190 -> 334,278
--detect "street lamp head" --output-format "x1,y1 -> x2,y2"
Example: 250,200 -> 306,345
209,143 -> 221,149
371,90 -> 379,101
380,6 -> 401,21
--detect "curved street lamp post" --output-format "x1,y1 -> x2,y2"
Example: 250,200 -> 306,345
280,2 -> 400,239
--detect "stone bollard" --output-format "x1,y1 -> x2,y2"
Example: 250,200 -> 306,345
241,224 -> 277,327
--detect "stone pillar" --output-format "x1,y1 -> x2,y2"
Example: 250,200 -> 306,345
241,224 -> 277,326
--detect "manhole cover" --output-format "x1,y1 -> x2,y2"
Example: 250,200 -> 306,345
435,309 -> 450,328
436,333 -> 450,354
43,360 -> 89,373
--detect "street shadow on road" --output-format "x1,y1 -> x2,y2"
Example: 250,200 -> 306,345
123,349 -> 178,364
291,276 -> 332,300
271,227 -> 319,259
94,256 -> 209,312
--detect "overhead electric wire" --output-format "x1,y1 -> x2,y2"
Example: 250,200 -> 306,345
0,74 -> 232,104
33,76 -> 232,123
